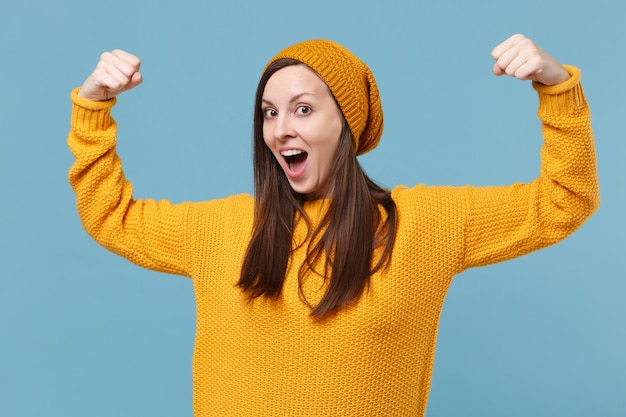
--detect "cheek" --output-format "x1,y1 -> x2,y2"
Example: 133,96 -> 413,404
329,122 -> 343,152
319,134 -> 342,168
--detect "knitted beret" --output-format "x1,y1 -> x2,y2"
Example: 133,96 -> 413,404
265,40 -> 383,156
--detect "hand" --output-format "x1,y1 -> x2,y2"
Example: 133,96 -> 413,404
491,34 -> 570,86
78,50 -> 143,101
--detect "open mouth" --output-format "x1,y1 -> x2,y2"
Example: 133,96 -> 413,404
281,149 -> 308,173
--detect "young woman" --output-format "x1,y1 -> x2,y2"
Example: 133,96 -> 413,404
68,34 -> 599,416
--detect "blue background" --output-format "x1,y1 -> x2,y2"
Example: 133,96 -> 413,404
1,0 -> 624,416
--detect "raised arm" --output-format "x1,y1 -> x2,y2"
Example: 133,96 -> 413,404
462,34 -> 600,269
68,51 -> 192,277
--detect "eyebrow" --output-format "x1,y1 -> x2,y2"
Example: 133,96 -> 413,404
261,92 -> 315,106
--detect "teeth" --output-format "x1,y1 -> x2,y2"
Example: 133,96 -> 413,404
281,149 -> 304,157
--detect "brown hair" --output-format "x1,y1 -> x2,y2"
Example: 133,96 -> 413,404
238,58 -> 397,318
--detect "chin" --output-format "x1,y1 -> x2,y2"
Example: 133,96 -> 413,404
288,183 -> 316,198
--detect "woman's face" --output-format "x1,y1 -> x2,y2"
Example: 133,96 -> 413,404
262,64 -> 344,199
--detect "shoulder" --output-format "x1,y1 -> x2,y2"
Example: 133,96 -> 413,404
391,184 -> 465,208
390,184 -> 468,229
192,193 -> 254,214
178,194 -> 255,245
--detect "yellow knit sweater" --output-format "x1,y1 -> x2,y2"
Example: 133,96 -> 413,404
68,65 -> 598,416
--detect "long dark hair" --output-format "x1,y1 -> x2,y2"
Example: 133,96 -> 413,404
238,58 -> 397,318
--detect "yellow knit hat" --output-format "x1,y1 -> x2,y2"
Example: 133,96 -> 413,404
265,40 -> 383,156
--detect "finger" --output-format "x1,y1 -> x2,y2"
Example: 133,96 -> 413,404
492,38 -> 527,75
78,49 -> 142,101
100,50 -> 140,81
111,49 -> 142,73
126,71 -> 143,90
493,45 -> 523,77
93,61 -> 132,91
512,55 -> 544,81
491,33 -> 526,60
493,38 -> 545,80
96,50 -> 143,91
503,52 -> 531,78
492,62 -> 505,76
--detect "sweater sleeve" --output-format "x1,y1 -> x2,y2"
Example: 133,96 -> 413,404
67,88 -> 192,277
462,65 -> 600,269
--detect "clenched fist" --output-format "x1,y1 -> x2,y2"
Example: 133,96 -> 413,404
78,49 -> 142,101
491,34 -> 570,86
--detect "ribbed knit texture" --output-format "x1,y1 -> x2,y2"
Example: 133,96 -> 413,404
267,39 -> 383,155
67,65 -> 598,416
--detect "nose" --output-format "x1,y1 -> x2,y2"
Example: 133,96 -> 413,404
274,114 -> 297,141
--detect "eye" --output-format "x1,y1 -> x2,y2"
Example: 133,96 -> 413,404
295,105 -> 311,116
263,108 -> 277,119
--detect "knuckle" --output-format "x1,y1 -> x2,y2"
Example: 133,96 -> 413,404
512,33 -> 527,41
100,51 -> 114,61
505,66 -> 516,76
520,38 -> 537,53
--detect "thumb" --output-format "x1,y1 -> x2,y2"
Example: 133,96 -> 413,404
126,71 -> 143,91
492,62 -> 505,76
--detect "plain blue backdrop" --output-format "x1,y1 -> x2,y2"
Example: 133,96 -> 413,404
1,0 -> 624,416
